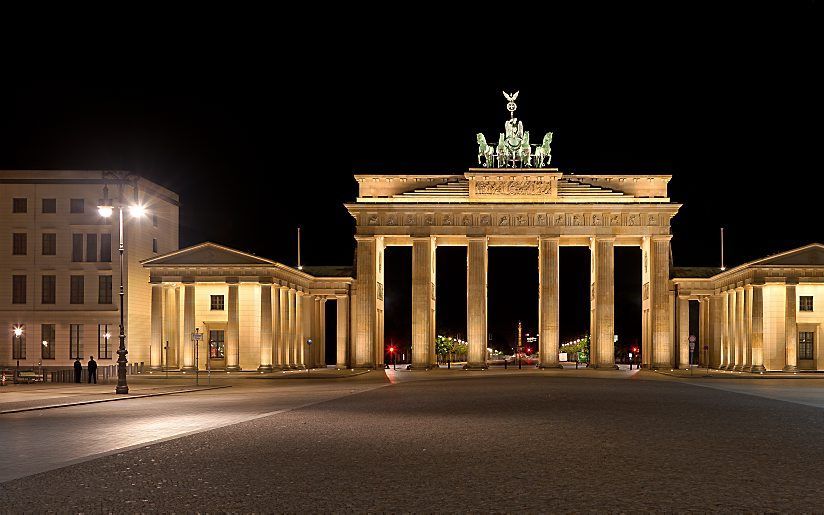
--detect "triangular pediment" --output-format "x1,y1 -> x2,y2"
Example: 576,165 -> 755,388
754,244 -> 824,266
142,242 -> 275,266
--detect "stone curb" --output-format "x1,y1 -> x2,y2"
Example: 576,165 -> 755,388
654,370 -> 824,380
0,385 -> 231,415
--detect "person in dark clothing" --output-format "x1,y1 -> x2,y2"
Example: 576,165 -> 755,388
73,358 -> 82,383
87,356 -> 98,384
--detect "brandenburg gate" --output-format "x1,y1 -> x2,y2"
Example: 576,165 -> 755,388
345,93 -> 681,370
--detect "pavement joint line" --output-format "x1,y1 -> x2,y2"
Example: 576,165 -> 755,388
0,381 -> 390,484
0,385 -> 231,415
673,378 -> 824,410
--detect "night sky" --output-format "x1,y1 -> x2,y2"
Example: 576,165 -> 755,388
1,5 -> 820,355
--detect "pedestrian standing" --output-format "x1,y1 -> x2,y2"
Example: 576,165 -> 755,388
87,356 -> 98,384
73,358 -> 82,383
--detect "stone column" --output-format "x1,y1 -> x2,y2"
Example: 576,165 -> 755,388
258,283 -> 274,372
295,291 -> 304,368
678,296 -> 690,369
721,290 -> 730,369
784,279 -> 798,372
466,237 -> 488,369
750,283 -> 766,372
271,284 -> 281,370
226,281 -> 240,371
734,287 -> 744,371
278,286 -> 289,368
412,236 -> 436,369
590,237 -> 616,369
150,283 -> 163,370
710,294 -> 723,368
539,237 -> 562,368
313,296 -> 322,368
182,282 -> 196,371
336,294 -> 349,369
650,236 -> 673,368
287,288 -> 296,368
354,236 -> 379,368
320,297 -> 327,368
742,285 -> 752,371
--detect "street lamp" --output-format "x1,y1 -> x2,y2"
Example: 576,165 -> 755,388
98,179 -> 147,394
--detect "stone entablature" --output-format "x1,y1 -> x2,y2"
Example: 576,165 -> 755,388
346,205 -> 680,241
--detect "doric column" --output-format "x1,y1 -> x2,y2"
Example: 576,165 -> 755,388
226,281 -> 240,371
336,294 -> 349,369
150,282 -> 163,370
354,236 -> 380,368
258,283 -> 274,372
710,294 -> 723,368
162,285 -> 175,370
320,297 -> 327,368
750,283 -> 766,372
678,296 -> 690,369
784,279 -> 798,372
721,290 -> 730,369
278,286 -> 289,368
295,291 -> 304,368
271,284 -> 281,370
466,237 -> 488,369
313,296 -> 322,368
287,288 -> 296,368
412,236 -> 436,369
650,236 -> 673,368
539,237 -> 561,368
590,237 -> 616,369
742,285 -> 752,371
733,287 -> 744,371
182,282 -> 196,371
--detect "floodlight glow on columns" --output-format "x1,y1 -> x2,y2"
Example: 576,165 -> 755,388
129,204 -> 147,217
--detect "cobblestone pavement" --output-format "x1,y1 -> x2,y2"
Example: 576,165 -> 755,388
2,372 -> 824,512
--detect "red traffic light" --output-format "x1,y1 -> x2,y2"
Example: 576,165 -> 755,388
388,346 -> 395,353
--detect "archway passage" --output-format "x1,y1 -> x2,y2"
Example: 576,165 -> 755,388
435,246 -> 467,366
559,246 -> 591,364
383,246 -> 412,366
488,247 -> 539,366
615,246 -> 642,367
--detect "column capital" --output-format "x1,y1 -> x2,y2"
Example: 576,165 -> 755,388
354,234 -> 378,242
181,277 -> 196,284
226,277 -> 240,285
466,235 -> 488,242
785,277 -> 799,285
258,277 -> 274,285
650,234 -> 674,242
538,235 -> 561,242
335,293 -> 348,300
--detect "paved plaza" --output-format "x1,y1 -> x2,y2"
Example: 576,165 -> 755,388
2,369 -> 824,512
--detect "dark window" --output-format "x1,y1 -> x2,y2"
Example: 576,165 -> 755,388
210,295 -> 224,310
98,276 -> 112,304
209,330 -> 225,359
152,238 -> 158,253
70,198 -> 84,213
70,324 -> 82,359
12,275 -> 26,304
12,233 -> 27,255
12,325 -> 25,360
42,275 -> 56,304
70,275 -> 84,304
72,234 -> 83,262
799,331 -> 814,360
100,233 -> 112,262
12,198 -> 27,213
42,324 -> 55,359
41,198 -> 56,213
98,324 -> 111,359
42,233 -> 56,256
86,233 -> 97,262
152,214 -> 158,227
800,296 -> 813,312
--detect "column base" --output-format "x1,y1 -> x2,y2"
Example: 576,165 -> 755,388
538,362 -> 564,369
463,363 -> 488,370
407,364 -> 438,370
181,366 -> 197,372
651,363 -> 674,370
748,364 -> 767,373
590,364 -> 620,370
257,365 -> 274,373
226,366 -> 241,372
732,364 -> 745,371
783,365 -> 798,372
